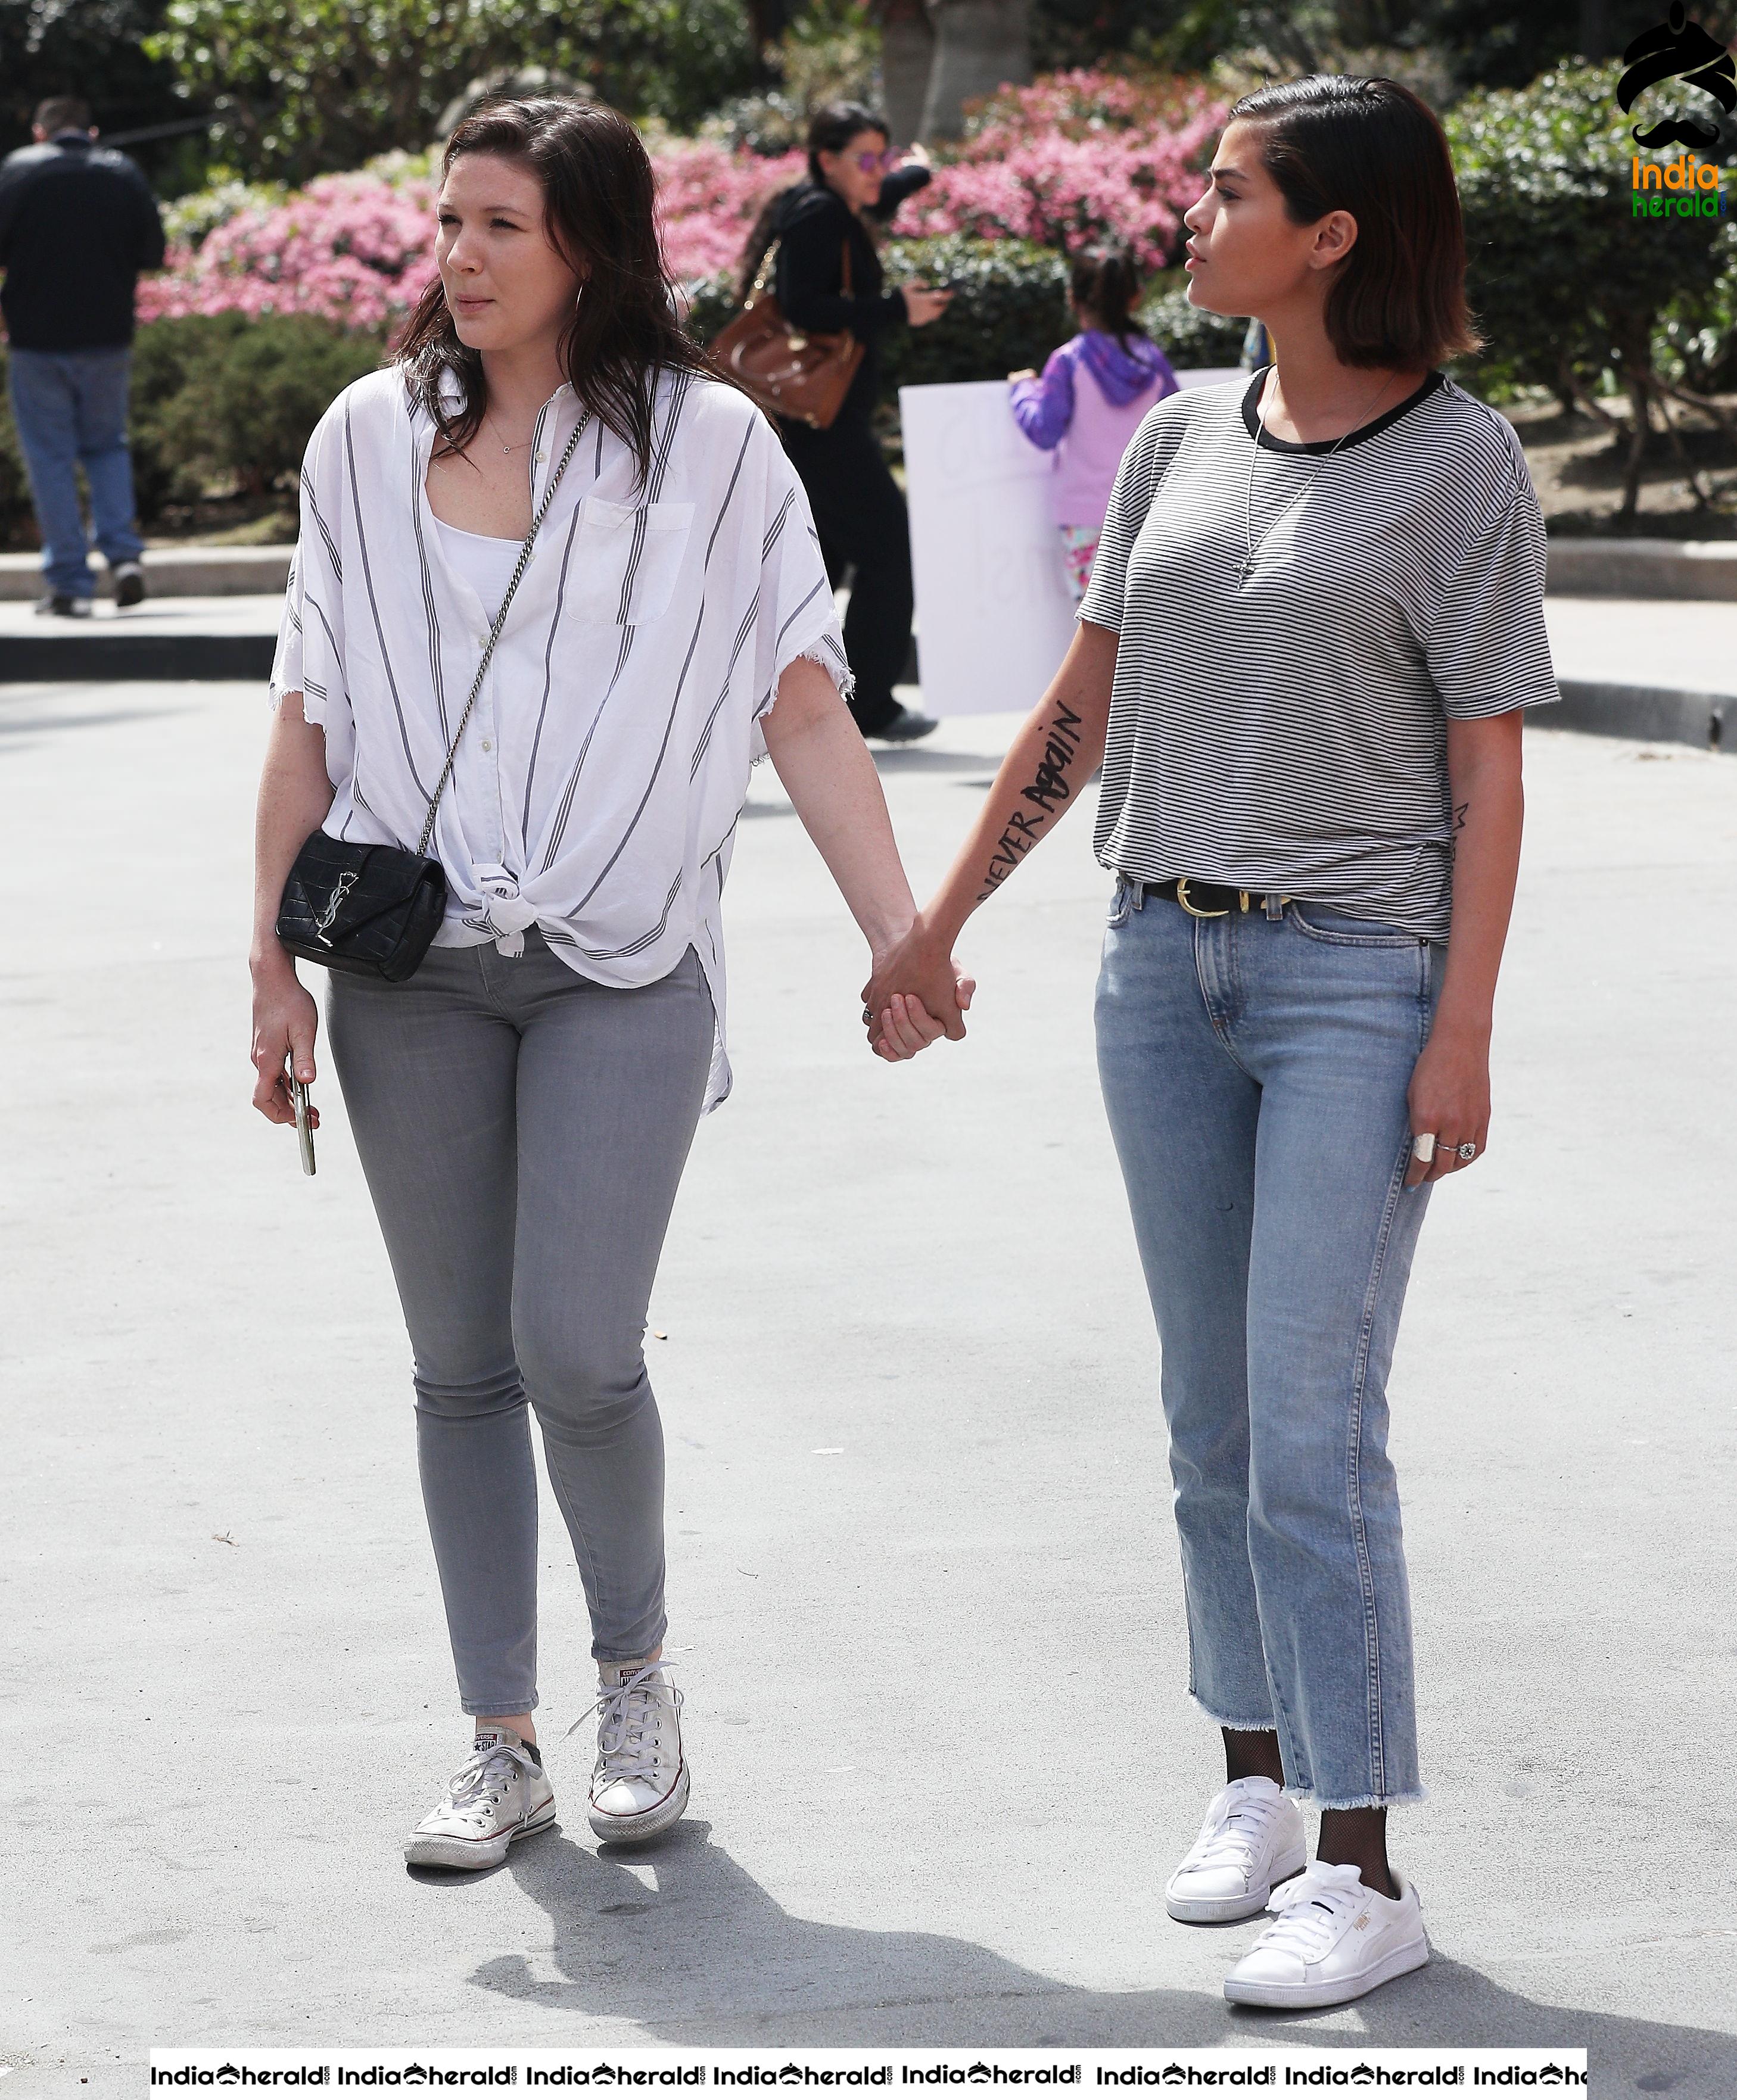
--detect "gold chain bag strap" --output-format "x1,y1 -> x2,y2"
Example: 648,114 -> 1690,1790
274,413 -> 589,983
712,236 -> 867,430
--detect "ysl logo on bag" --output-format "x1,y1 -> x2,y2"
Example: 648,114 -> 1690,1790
313,869 -> 359,945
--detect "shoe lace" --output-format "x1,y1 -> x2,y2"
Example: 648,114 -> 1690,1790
1185,1787 -> 1284,1872
444,1737 -> 536,1822
1249,1862 -> 1368,1962
569,1660 -> 680,1787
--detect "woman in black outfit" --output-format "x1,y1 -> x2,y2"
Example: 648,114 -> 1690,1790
741,102 -> 952,743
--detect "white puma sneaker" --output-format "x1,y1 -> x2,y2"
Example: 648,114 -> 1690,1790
583,1658 -> 689,1843
1166,1776 -> 1308,1922
1222,1861 -> 1430,2008
403,1726 -> 556,1870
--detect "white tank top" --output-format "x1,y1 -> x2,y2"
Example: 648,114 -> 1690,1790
433,514 -> 521,621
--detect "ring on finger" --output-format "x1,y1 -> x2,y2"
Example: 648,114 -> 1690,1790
1456,1140 -> 1478,1161
1411,1133 -> 1436,1163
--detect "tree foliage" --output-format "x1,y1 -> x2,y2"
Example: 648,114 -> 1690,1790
0,0 -> 207,188
145,0 -> 757,183
1148,0 -> 1674,96
1449,63 -> 1730,391
1449,62 -> 1735,515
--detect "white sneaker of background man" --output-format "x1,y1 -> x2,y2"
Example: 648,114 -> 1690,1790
1166,1775 -> 1308,1922
403,1724 -> 555,1870
578,1655 -> 689,1843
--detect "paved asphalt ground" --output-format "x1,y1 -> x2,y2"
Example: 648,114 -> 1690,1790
2,681 -> 1733,2093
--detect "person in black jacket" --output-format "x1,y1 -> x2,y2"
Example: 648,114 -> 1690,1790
740,102 -> 951,742
0,96 -> 165,616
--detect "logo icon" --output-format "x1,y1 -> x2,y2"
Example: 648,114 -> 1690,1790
1619,3 -> 1735,148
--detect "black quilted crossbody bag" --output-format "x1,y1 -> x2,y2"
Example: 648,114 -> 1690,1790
275,416 -> 587,983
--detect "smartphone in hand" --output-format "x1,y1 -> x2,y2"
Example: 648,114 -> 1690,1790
291,1077 -> 316,1177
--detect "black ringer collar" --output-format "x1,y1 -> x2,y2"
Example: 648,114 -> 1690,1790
1241,365 -> 1445,453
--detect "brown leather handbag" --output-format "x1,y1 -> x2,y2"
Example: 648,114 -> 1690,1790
711,237 -> 866,430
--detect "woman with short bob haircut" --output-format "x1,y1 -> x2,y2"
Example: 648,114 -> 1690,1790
868,74 -> 1557,2008
250,97 -> 962,1872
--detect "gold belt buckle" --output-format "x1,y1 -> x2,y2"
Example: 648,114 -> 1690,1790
1175,877 -> 1230,919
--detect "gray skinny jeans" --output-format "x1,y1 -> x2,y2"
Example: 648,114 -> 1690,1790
326,933 -> 714,1715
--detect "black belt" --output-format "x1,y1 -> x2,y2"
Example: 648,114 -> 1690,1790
1134,877 -> 1291,918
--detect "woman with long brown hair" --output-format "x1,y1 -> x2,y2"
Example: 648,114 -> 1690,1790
250,97 -> 963,1870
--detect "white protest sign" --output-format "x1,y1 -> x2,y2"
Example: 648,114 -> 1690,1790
899,370 -> 1241,718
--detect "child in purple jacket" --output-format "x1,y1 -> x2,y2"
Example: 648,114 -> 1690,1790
1009,247 -> 1178,599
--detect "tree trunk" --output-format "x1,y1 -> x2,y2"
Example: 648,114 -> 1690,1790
879,0 -> 935,149
745,0 -> 790,68
1577,0 -> 1611,58
1618,376 -> 1651,521
918,0 -> 1031,143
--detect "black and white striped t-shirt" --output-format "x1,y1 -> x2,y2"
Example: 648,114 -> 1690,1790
1078,368 -> 1559,940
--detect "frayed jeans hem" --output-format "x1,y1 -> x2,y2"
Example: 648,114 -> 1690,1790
1190,1693 -> 1280,1732
1292,1786 -> 1427,1811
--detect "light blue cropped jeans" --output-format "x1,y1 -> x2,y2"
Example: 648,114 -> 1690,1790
1095,881 -> 1443,1808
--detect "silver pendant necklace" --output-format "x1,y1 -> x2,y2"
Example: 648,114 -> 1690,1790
484,412 -> 534,457
1240,367 -> 1398,584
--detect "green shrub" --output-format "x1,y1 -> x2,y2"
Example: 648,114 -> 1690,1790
128,314 -> 249,519
683,273 -> 745,351
148,314 -> 387,499
0,316 -> 387,551
1447,64 -> 1731,405
0,348 -> 35,551
879,236 -> 1072,397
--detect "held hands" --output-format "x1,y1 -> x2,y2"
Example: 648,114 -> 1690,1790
861,916 -> 975,1063
1404,1022 -> 1490,1188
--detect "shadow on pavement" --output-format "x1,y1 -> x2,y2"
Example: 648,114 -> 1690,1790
472,1822 -> 1736,2086
0,704 -> 189,740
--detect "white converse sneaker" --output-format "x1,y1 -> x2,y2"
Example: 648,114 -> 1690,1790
581,1658 -> 689,1843
403,1726 -> 556,1870
1222,1861 -> 1430,2008
1166,1777 -> 1308,1923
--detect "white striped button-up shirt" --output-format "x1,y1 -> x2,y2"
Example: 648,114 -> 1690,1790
270,363 -> 851,1109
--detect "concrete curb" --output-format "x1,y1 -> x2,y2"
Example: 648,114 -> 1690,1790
0,546 -> 292,603
0,628 -> 276,682
2,535 -> 1733,604
5,616 -> 1734,763
1548,678 -> 1732,753
4,624 -> 1733,759
1545,538 -> 1737,600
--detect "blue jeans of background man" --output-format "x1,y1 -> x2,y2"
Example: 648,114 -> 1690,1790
7,347 -> 145,599
1095,882 -> 1443,1808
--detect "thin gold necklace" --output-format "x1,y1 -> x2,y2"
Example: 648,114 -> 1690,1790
1240,368 -> 1399,584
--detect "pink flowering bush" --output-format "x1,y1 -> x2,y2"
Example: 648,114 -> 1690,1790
140,168 -> 441,329
907,70 -> 1227,273
139,144 -> 803,327
138,70 -> 1224,328
650,139 -> 806,280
